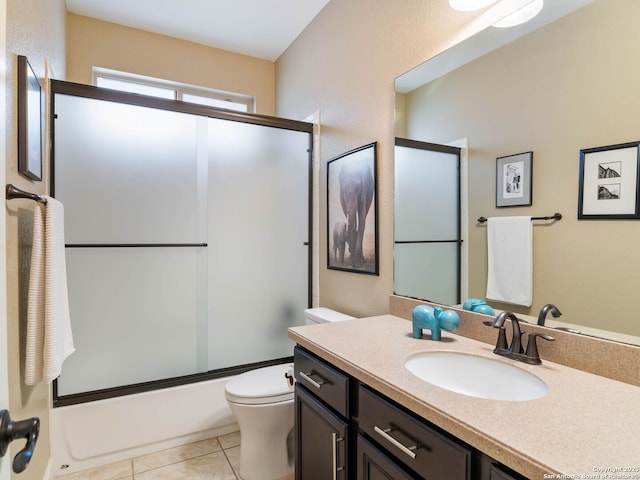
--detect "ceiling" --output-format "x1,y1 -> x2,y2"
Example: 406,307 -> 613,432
64,0 -> 330,62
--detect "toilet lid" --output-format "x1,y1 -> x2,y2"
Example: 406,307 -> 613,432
225,363 -> 294,405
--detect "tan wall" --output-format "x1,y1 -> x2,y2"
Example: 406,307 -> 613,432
4,0 -> 67,478
66,13 -> 277,116
402,0 -> 640,336
276,0 -> 493,318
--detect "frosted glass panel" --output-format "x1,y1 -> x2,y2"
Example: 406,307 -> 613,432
394,243 -> 458,305
58,247 -> 204,395
395,146 -> 458,240
207,118 -> 310,369
52,87 -> 311,399
54,94 -> 200,244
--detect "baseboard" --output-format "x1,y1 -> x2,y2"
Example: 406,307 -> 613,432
43,458 -> 55,480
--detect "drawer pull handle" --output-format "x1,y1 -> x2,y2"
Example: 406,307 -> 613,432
332,432 -> 344,480
299,371 -> 325,389
374,426 -> 418,459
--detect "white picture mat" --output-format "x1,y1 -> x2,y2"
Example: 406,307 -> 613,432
581,146 -> 638,215
496,151 -> 532,207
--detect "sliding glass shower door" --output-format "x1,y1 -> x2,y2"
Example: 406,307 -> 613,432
206,118 -> 310,369
51,82 -> 311,401
394,138 -> 461,305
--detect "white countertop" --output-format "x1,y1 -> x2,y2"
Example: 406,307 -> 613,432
289,314 -> 640,479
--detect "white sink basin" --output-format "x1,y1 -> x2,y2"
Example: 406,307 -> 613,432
404,351 -> 548,401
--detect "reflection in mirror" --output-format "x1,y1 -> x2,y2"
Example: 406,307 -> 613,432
394,0 -> 640,346
394,139 -> 462,305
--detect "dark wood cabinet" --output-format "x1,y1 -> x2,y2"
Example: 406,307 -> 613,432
295,385 -> 348,480
294,346 -> 527,480
489,463 -> 526,480
357,384 -> 471,480
357,434 -> 418,480
294,346 -> 350,417
294,346 -> 351,479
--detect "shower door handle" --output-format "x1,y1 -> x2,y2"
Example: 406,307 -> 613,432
0,409 -> 40,473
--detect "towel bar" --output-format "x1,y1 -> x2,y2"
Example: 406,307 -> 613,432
5,184 -> 47,204
477,212 -> 561,223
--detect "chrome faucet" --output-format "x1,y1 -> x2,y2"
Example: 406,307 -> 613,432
537,303 -> 562,326
491,311 -> 555,365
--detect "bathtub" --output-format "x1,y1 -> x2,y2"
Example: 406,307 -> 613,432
50,376 -> 238,476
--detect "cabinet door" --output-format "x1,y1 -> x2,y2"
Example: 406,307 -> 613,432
357,435 -> 418,480
295,385 -> 348,480
490,463 -> 527,480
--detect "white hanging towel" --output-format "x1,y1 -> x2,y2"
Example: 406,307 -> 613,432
486,216 -> 533,307
25,197 -> 75,385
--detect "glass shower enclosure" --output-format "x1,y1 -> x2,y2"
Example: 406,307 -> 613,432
50,81 -> 312,404
394,138 -> 461,305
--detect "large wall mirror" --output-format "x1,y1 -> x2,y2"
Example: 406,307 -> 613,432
394,0 -> 640,346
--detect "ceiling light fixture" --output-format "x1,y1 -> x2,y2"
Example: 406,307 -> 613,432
449,0 -> 498,12
493,0 -> 544,28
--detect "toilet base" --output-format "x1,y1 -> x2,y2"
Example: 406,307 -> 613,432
227,399 -> 294,480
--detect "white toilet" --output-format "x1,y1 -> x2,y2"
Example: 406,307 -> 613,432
303,306 -> 355,325
224,307 -> 355,480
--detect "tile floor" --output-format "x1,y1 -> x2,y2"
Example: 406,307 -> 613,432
58,431 -> 244,479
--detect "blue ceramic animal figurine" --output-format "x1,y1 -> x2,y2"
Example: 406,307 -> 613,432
462,298 -> 495,316
412,305 -> 460,341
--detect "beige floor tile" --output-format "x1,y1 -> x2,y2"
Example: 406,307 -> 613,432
134,451 -> 236,480
58,460 -> 132,480
133,437 -> 221,474
223,445 -> 240,478
223,446 -> 293,480
218,431 -> 240,450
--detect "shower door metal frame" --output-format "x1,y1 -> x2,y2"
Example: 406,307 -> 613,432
49,80 -> 314,407
394,137 -> 462,305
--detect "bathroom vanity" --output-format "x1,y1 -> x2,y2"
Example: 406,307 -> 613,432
289,314 -> 640,479
294,345 -> 522,479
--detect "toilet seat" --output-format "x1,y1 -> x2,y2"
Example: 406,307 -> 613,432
225,363 -> 294,405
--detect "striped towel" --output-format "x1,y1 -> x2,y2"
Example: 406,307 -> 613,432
25,197 -> 75,385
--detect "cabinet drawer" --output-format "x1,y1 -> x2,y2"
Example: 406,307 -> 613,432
294,347 -> 350,417
357,384 -> 471,480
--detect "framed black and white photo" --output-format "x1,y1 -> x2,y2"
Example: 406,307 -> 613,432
17,55 -> 43,181
578,141 -> 640,219
327,142 -> 378,275
496,151 -> 532,207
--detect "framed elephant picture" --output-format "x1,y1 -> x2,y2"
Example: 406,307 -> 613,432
327,142 -> 378,275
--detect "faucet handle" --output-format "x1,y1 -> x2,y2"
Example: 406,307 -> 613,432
495,327 -> 508,352
524,333 -> 555,364
484,320 -> 509,352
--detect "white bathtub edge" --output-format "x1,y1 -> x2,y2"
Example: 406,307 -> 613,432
50,376 -> 238,476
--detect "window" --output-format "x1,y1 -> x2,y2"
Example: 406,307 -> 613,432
94,68 -> 254,113
182,93 -> 248,112
95,76 -> 176,99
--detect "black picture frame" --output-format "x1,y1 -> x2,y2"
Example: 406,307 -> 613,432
327,142 -> 378,275
18,55 -> 43,181
496,151 -> 533,207
578,141 -> 640,219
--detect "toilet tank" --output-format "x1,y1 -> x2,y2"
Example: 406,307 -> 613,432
304,307 -> 355,325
